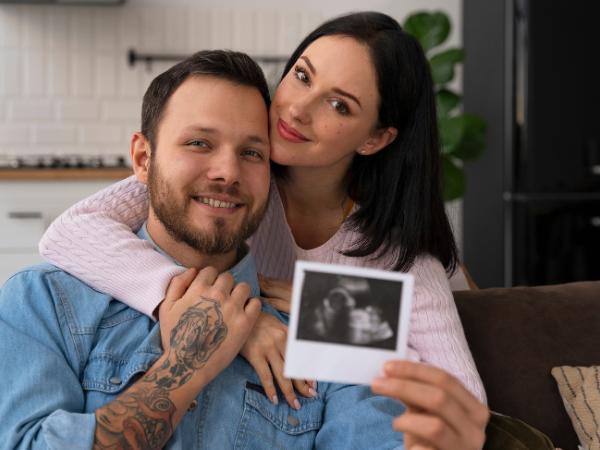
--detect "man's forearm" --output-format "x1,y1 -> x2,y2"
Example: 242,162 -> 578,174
93,297 -> 228,449
93,353 -> 206,450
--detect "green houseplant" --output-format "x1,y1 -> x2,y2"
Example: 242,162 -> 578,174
404,12 -> 486,201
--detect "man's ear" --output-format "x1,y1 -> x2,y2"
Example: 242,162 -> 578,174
131,132 -> 151,185
357,126 -> 399,156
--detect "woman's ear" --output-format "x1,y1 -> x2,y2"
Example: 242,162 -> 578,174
131,132 -> 151,185
358,126 -> 398,156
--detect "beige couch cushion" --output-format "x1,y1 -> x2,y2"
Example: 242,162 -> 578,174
552,366 -> 600,450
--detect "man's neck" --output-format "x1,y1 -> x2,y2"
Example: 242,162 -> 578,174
146,214 -> 239,274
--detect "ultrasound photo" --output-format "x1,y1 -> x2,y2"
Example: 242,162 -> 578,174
296,271 -> 402,350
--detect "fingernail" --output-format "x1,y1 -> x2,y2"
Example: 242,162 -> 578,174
293,399 -> 301,410
308,388 -> 317,397
311,381 -> 317,390
272,395 -> 279,406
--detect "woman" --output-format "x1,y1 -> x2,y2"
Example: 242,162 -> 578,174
40,12 -> 488,448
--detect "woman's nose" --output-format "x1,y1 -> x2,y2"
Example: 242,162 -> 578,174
288,94 -> 313,125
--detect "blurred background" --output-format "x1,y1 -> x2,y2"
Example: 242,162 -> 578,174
0,0 -> 598,289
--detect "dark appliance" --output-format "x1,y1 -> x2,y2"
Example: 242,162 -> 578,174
463,0 -> 600,288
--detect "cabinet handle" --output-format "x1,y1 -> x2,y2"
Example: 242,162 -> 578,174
7,212 -> 43,219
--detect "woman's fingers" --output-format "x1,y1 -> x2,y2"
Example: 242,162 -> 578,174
248,353 -> 280,406
260,295 -> 291,314
258,274 -> 292,301
372,361 -> 489,450
292,378 -> 318,398
372,376 -> 465,436
268,353 -> 301,410
257,273 -> 293,314
382,361 -> 488,426
393,410 -> 485,450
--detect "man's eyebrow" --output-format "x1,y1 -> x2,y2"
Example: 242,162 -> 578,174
332,88 -> 362,108
181,126 -> 219,135
299,56 -> 316,74
246,135 -> 269,146
182,126 -> 267,146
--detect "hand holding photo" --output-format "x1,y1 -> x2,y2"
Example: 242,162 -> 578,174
284,261 -> 414,385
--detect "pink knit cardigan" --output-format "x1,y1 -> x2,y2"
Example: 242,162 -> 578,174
40,175 -> 486,404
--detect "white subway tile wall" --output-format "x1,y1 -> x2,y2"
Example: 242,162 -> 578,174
0,3 -> 323,159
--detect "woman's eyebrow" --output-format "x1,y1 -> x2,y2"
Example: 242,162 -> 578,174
300,56 -> 316,74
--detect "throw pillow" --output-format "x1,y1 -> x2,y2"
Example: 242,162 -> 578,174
551,365 -> 600,450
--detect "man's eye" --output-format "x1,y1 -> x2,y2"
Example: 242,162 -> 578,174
294,66 -> 309,84
190,141 -> 208,147
244,150 -> 260,157
331,100 -> 349,115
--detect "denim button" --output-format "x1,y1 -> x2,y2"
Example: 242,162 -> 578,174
109,377 -> 122,385
188,400 -> 198,412
286,415 -> 299,427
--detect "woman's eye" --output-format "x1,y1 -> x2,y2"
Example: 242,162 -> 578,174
331,100 -> 349,115
294,66 -> 310,84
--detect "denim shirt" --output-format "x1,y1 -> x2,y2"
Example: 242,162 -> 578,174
0,224 -> 405,450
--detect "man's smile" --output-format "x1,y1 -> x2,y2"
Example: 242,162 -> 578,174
195,196 -> 241,209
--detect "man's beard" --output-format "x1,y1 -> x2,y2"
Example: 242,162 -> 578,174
147,159 -> 267,255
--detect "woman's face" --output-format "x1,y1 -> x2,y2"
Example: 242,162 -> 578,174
269,35 -> 385,170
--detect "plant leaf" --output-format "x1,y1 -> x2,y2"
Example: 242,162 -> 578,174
429,49 -> 464,85
442,156 -> 466,202
439,115 -> 465,155
452,113 -> 486,160
403,12 -> 451,53
436,89 -> 461,116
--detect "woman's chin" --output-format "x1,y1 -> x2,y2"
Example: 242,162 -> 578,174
268,141 -> 297,166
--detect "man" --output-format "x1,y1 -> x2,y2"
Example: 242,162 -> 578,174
0,50 -> 404,450
0,51 -> 487,450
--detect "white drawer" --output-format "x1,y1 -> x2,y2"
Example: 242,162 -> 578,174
0,180 -> 118,251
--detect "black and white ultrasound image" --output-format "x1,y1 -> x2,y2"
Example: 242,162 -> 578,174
296,271 -> 402,350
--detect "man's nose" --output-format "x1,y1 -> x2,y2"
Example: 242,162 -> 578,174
206,149 -> 242,185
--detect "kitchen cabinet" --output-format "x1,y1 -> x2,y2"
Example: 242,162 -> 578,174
0,180 -> 123,286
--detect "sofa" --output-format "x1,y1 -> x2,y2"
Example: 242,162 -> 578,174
453,281 -> 600,450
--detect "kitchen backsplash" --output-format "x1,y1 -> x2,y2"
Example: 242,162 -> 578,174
0,3 -> 323,159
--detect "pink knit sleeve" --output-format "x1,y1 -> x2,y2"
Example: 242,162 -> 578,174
39,175 -> 187,318
408,255 -> 487,404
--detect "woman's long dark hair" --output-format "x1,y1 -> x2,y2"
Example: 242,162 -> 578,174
272,11 -> 458,274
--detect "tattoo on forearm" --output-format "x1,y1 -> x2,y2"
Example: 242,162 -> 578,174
94,296 -> 228,450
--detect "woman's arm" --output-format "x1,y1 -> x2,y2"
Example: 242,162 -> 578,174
407,255 -> 487,404
39,175 -> 186,317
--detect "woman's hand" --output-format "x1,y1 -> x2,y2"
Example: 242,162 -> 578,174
239,310 -> 317,409
371,361 -> 489,450
258,274 -> 292,313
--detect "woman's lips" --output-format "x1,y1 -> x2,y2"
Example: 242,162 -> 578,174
277,118 -> 310,143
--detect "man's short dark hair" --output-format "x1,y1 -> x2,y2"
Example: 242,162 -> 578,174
141,50 -> 271,153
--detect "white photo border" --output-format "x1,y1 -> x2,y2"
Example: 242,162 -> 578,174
284,260 -> 414,386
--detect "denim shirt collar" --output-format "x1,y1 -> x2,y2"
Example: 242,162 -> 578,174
136,222 -> 260,299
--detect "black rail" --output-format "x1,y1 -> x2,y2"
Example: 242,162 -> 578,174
128,49 -> 289,70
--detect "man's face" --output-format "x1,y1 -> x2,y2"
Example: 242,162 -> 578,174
146,75 -> 270,255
